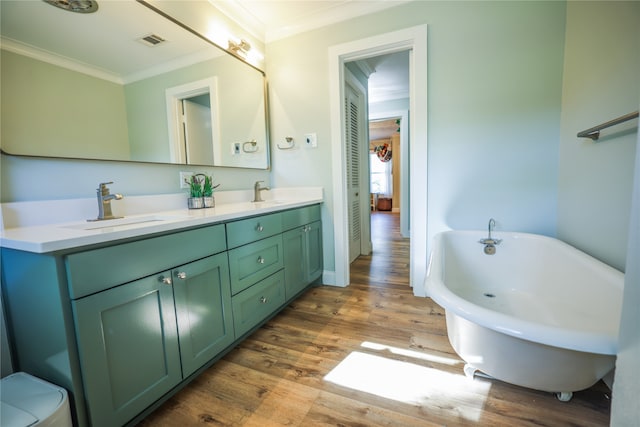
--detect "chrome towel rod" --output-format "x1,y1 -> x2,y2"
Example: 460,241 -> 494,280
577,110 -> 639,141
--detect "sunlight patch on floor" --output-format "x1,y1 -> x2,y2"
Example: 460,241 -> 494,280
324,352 -> 491,422
361,341 -> 463,366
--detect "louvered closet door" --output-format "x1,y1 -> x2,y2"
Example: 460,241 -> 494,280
345,82 -> 362,263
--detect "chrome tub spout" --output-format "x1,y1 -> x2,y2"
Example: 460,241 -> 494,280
479,218 -> 502,254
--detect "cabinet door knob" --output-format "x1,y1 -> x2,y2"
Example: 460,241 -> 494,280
159,275 -> 172,285
176,271 -> 187,280
259,296 -> 268,304
257,256 -> 265,264
255,223 -> 264,232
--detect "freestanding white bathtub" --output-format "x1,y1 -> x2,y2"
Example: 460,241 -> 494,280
425,230 -> 624,401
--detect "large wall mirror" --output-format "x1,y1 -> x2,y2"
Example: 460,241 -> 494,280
0,0 -> 270,169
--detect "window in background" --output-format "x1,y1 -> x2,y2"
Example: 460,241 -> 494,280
370,153 -> 392,196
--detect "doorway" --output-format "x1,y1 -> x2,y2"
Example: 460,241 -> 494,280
328,25 -> 428,296
166,77 -> 220,165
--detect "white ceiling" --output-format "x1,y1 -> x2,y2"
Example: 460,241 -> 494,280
365,50 -> 410,105
212,0 -> 412,43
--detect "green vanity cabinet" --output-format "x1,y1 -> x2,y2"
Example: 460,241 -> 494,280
72,252 -> 233,427
72,271 -> 182,427
172,252 -> 234,377
282,205 -> 323,300
1,203 -> 322,427
226,213 -> 286,339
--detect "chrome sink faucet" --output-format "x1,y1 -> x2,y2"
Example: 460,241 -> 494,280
90,182 -> 123,221
479,218 -> 502,254
252,180 -> 270,202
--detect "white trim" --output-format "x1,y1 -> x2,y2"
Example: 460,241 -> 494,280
165,77 -> 220,164
1,37 -> 123,84
328,25 -> 428,295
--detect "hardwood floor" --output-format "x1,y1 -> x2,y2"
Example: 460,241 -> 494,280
139,212 -> 611,426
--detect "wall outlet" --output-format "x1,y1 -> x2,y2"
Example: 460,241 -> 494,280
179,171 -> 193,189
305,133 -> 317,148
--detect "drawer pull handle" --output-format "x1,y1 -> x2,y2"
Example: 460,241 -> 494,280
256,223 -> 264,232
260,296 -> 268,304
159,276 -> 172,285
176,271 -> 187,280
257,256 -> 265,264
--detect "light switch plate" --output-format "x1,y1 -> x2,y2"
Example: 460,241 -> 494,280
305,133 -> 317,148
179,171 -> 193,189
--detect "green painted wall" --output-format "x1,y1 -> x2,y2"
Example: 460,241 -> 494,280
1,50 -> 129,159
266,1 -> 567,272
557,1 -> 640,272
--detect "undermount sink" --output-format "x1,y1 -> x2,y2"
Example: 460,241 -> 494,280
254,200 -> 286,206
60,215 -> 189,231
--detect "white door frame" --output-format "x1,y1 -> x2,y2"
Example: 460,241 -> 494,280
166,77 -> 220,164
328,25 -> 428,295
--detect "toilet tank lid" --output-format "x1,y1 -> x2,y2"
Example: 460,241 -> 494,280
0,372 -> 66,422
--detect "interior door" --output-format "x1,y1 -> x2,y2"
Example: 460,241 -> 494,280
345,81 -> 363,263
182,98 -> 214,165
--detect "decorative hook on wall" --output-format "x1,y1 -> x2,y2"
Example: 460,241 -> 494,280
277,136 -> 295,150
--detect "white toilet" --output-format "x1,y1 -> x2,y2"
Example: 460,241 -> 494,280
0,372 -> 72,427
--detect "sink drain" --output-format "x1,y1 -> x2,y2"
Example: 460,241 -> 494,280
483,293 -> 496,298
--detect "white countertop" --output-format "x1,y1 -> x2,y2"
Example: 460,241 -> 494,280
0,187 -> 323,253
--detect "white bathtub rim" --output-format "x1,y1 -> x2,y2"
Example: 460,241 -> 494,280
426,230 -> 623,355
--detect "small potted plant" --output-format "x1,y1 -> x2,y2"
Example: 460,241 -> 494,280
186,174 -> 204,209
202,175 -> 220,208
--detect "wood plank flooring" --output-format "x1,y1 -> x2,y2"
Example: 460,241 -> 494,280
139,212 -> 611,426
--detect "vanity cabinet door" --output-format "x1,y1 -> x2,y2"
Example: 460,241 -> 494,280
172,252 -> 234,377
283,220 -> 323,300
305,220 -> 323,283
73,273 -> 181,427
283,226 -> 306,299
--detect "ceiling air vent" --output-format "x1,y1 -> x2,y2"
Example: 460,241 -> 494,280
138,34 -> 166,47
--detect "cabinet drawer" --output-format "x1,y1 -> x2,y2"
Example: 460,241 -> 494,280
282,204 -> 321,231
226,213 -> 282,248
232,270 -> 285,338
66,224 -> 226,299
228,235 -> 283,295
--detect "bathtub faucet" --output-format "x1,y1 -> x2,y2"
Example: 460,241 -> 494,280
479,218 -> 502,255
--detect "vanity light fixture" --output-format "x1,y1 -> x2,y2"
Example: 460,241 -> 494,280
228,38 -> 251,59
43,0 -> 98,13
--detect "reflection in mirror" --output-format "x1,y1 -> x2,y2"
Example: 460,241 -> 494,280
0,0 -> 269,169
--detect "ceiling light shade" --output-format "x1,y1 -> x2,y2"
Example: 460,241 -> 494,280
43,0 -> 99,13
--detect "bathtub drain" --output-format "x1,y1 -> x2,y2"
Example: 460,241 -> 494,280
483,293 -> 496,298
